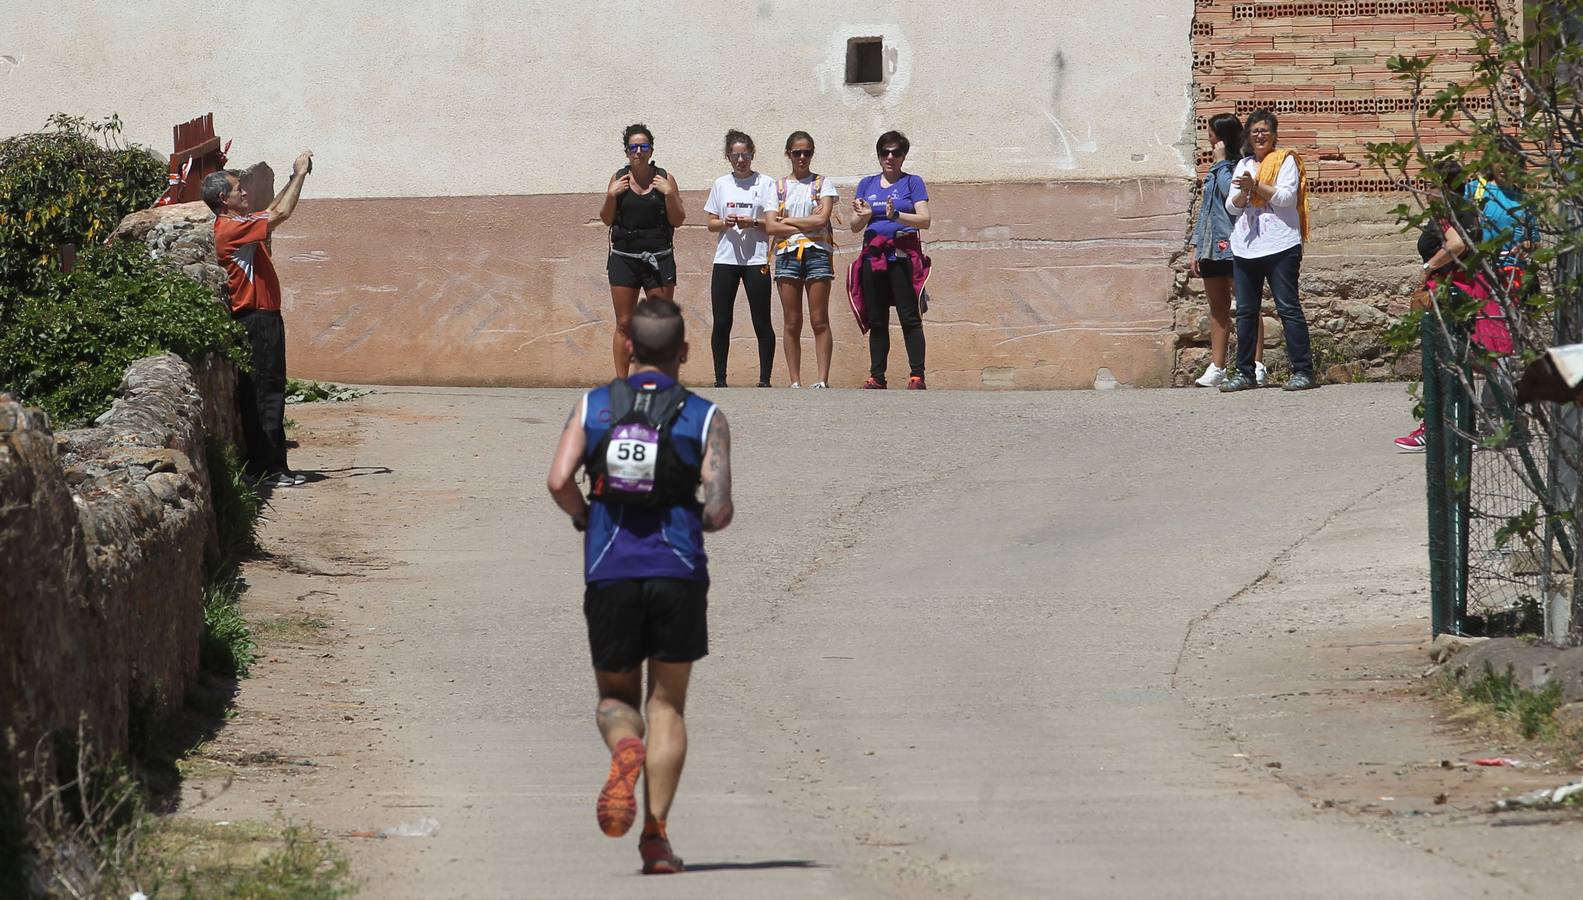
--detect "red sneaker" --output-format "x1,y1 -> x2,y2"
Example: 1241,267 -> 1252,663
862,376 -> 887,390
906,375 -> 927,390
1394,423 -> 1427,453
640,833 -> 684,874
596,737 -> 645,837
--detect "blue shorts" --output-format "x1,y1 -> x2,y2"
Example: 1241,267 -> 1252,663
774,246 -> 835,282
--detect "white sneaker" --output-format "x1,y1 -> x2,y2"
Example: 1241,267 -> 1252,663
790,382 -> 801,388
810,381 -> 828,389
1255,361 -> 1269,386
1195,363 -> 1226,387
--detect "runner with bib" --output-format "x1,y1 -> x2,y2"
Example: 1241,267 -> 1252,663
765,131 -> 839,388
547,296 -> 735,875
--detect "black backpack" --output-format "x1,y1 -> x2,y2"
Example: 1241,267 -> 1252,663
586,379 -> 699,508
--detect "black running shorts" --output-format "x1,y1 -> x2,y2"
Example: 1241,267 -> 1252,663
1198,258 -> 1233,279
584,578 -> 709,672
607,251 -> 678,290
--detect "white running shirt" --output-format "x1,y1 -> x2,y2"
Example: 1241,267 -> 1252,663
704,172 -> 775,266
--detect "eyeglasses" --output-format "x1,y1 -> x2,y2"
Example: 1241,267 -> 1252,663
880,148 -> 905,158
789,149 -> 813,159
1248,130 -> 1273,137
729,151 -> 754,160
627,142 -> 653,152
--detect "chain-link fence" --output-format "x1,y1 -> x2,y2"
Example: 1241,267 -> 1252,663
1423,308 -> 1583,644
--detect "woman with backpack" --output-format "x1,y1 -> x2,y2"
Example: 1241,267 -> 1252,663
765,131 -> 839,388
704,129 -> 778,387
600,124 -> 685,377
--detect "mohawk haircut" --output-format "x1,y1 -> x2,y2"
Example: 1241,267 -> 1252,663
630,296 -> 685,365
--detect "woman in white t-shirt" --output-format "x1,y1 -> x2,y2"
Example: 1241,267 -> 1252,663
765,131 -> 839,388
704,129 -> 777,387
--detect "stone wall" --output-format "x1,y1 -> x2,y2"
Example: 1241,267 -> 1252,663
1171,193 -> 1425,385
0,355 -> 218,789
109,200 -> 243,447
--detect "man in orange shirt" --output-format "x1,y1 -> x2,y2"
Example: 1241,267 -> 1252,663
201,152 -> 313,488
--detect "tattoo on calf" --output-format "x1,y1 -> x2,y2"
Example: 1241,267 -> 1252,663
596,701 -> 644,735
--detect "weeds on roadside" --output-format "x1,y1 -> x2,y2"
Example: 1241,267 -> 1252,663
199,438 -> 261,680
285,378 -> 370,404
18,724 -> 148,899
132,819 -> 352,900
18,728 -> 352,898
207,438 -> 260,564
1458,662 -> 1564,740
199,574 -> 255,680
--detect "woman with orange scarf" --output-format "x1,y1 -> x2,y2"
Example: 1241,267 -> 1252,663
1220,109 -> 1318,392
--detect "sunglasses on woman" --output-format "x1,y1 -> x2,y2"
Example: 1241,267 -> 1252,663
789,149 -> 813,159
880,148 -> 905,158
627,142 -> 653,152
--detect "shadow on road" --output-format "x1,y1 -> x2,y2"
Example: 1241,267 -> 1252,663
254,466 -> 392,500
678,859 -> 823,873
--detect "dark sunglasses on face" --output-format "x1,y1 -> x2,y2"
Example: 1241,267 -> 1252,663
789,149 -> 813,159
880,148 -> 905,158
627,142 -> 653,152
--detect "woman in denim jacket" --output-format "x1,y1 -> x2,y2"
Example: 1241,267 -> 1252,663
1189,113 -> 1264,387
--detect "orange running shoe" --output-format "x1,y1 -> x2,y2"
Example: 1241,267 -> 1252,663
596,736 -> 645,837
639,833 -> 684,874
907,375 -> 927,390
862,376 -> 887,390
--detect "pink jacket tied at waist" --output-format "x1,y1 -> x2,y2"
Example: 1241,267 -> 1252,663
1427,271 -> 1513,356
846,232 -> 932,334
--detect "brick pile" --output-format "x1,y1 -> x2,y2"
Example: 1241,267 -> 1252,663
1191,0 -> 1502,192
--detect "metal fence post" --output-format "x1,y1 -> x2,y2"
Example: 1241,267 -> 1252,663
1424,311 -> 1454,635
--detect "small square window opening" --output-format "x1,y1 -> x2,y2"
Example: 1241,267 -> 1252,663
846,37 -> 884,85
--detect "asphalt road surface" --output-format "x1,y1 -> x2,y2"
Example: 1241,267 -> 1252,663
199,383 -> 1557,898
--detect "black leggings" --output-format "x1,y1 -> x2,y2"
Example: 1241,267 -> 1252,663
710,263 -> 775,385
860,256 -> 925,381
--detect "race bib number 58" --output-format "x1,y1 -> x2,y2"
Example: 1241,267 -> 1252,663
606,423 -> 660,493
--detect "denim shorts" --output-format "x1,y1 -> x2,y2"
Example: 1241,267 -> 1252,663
774,246 -> 835,282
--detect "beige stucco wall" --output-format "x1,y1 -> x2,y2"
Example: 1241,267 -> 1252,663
2,2 -> 1197,389
274,180 -> 1189,390
0,1 -> 1193,197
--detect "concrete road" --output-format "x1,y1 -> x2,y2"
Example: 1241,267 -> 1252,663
203,383 -> 1546,898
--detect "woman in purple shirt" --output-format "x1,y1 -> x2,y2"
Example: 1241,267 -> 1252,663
850,130 -> 931,390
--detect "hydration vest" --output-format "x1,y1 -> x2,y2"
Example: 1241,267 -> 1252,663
586,378 -> 700,508
610,165 -> 674,249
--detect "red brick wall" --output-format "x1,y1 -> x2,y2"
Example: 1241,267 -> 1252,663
1191,0 -> 1501,191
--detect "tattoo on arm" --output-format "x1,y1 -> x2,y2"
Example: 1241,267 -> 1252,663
701,412 -> 733,531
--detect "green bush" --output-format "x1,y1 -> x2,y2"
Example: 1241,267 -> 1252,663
0,241 -> 247,427
0,113 -> 165,311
